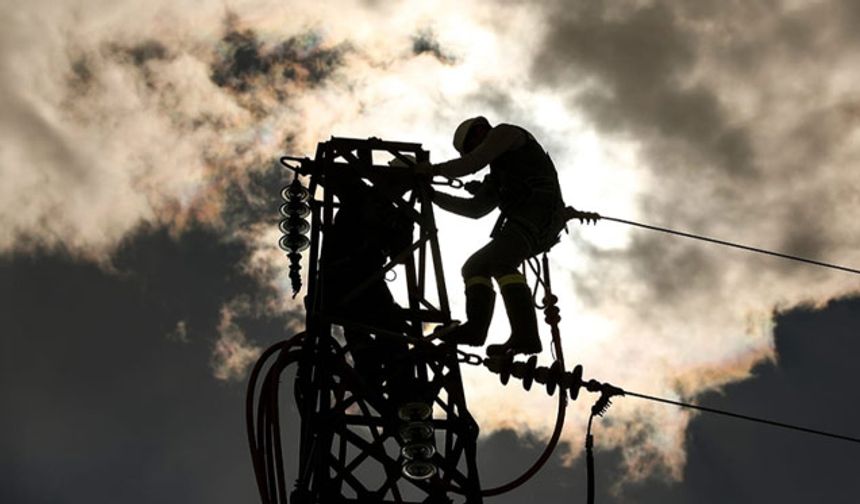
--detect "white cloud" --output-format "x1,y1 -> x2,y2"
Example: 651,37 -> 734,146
211,298 -> 262,381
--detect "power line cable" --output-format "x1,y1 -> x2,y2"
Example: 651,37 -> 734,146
596,214 -> 860,276
624,389 -> 860,445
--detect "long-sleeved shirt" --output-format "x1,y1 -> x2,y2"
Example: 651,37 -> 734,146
432,124 -> 528,178
432,175 -> 498,218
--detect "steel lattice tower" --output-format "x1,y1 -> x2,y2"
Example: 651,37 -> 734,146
249,137 -> 483,504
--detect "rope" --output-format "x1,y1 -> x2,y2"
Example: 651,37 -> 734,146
523,254 -> 554,359
527,257 -> 548,310
624,390 -> 860,445
599,215 -> 860,276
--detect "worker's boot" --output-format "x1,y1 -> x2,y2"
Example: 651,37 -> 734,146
436,279 -> 495,346
486,280 -> 542,357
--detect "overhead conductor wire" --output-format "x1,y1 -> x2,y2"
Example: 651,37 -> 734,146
598,214 -> 860,275
584,212 -> 860,442
623,390 -> 860,445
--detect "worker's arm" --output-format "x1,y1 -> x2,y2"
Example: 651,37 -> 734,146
431,177 -> 498,219
432,124 -> 527,178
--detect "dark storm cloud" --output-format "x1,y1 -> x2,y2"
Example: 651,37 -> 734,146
616,296 -> 860,502
0,223 -> 301,503
532,2 -> 757,178
525,0 -> 860,335
64,40 -> 172,105
211,14 -> 347,96
411,28 -> 456,64
221,159 -> 292,231
119,39 -> 171,67
623,233 -> 717,304
68,55 -> 94,93
525,1 -> 757,304
475,429 -> 579,503
783,102 -> 860,172
109,223 -> 281,325
767,100 -> 860,270
5,230 -> 856,503
107,39 -> 173,89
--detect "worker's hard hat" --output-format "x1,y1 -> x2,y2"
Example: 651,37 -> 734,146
453,116 -> 489,154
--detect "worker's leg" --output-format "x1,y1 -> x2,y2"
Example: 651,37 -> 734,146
483,224 -> 542,357
437,275 -> 495,345
440,224 -> 541,354
436,226 -> 531,346
485,272 -> 542,356
436,245 -> 498,345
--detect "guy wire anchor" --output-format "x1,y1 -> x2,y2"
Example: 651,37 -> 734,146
484,355 -> 626,403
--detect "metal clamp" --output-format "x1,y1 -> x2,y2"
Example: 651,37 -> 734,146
457,350 -> 484,366
431,176 -> 464,189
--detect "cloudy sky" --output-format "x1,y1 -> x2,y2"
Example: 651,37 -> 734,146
3,0 -> 860,502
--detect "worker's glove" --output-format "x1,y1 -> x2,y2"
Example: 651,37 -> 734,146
463,180 -> 483,195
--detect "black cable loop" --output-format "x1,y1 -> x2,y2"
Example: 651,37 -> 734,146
585,413 -> 596,504
247,333 -> 307,504
582,385 -> 621,504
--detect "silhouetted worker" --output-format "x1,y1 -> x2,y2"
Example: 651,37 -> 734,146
417,117 -> 567,357
319,163 -> 414,396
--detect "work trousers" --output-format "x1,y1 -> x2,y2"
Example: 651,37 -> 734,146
461,221 -> 536,280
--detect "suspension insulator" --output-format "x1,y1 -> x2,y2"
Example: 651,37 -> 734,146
279,177 -> 311,296
402,442 -> 436,460
483,353 -> 603,412
279,215 -> 310,235
402,460 -> 437,480
520,355 -> 538,391
398,402 -> 432,421
397,402 -> 437,481
279,233 -> 310,253
399,421 -> 433,443
281,181 -> 309,202
485,355 -> 514,385
534,366 -> 550,393
280,200 -> 311,218
485,356 -> 587,402
566,364 -> 584,400
546,360 -> 564,396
